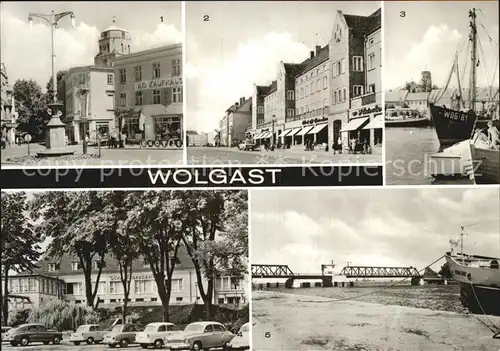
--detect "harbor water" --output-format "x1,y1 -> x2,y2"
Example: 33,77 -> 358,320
385,127 -> 474,185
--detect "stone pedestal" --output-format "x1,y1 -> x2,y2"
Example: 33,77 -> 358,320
37,102 -> 75,157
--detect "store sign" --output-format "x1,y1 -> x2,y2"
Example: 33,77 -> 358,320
351,105 -> 382,117
135,77 -> 182,91
109,274 -> 154,281
302,116 -> 328,126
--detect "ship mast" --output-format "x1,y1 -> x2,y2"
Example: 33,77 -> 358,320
469,8 -> 478,110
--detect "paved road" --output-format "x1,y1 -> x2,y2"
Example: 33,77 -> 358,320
187,147 -> 382,165
1,341 -> 228,350
1,143 -> 184,167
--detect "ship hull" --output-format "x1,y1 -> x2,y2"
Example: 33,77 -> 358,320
470,144 -> 500,185
385,117 -> 429,128
445,254 -> 500,286
429,104 -> 477,149
459,283 -> 500,316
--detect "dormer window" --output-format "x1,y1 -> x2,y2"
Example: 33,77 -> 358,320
48,263 -> 59,272
71,262 -> 81,271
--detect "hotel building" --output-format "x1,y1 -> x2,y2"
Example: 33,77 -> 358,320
4,246 -> 248,311
1,63 -> 18,145
113,43 -> 183,144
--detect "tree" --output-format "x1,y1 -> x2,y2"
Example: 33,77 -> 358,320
122,191 -> 185,322
13,80 -> 49,138
1,192 -> 41,325
181,190 -> 248,320
30,192 -> 112,309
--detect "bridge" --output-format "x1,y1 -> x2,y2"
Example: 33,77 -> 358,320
251,264 -> 333,287
339,266 -> 421,278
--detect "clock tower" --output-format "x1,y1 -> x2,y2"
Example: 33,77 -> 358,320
94,18 -> 132,67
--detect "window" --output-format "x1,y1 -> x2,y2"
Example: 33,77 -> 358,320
79,74 -> 85,84
94,261 -> 105,270
152,62 -> 161,79
316,79 -> 321,92
311,82 -> 315,94
121,43 -> 124,53
369,37 -> 374,46
368,53 -> 375,70
337,61 -> 341,76
135,280 -> 148,294
257,106 -> 264,114
341,58 -> 346,74
204,325 -> 214,333
353,85 -> 364,97
287,108 -> 294,118
135,91 -> 143,105
300,87 -> 304,99
172,87 -> 182,103
110,281 -> 121,294
305,85 -> 309,96
71,262 -> 80,271
334,91 -> 338,105
218,298 -> 225,304
107,74 -> 113,85
172,59 -> 181,76
213,324 -> 225,332
171,279 -> 183,292
286,90 -> 294,100
119,68 -> 126,83
134,66 -> 142,81
323,76 -> 327,89
153,90 -> 161,104
343,88 -> 347,102
176,297 -> 183,301
353,56 -> 363,72
369,84 -> 376,93
119,93 -> 126,107
48,263 -> 56,272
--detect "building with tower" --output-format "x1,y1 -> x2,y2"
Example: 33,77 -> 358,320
421,71 -> 432,93
94,21 -> 132,67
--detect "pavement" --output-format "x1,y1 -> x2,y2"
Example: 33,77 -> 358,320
187,146 -> 382,165
1,143 -> 184,168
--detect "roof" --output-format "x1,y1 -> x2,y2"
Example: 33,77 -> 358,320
283,63 -> 303,77
344,8 -> 381,35
186,130 -> 198,135
102,25 -> 129,33
296,45 -> 330,78
265,81 -> 277,97
146,322 -> 175,326
113,43 -> 182,62
25,244 -> 195,277
256,85 -> 271,97
405,92 -> 431,101
225,97 -> 252,113
385,90 -> 408,102
188,321 -> 223,326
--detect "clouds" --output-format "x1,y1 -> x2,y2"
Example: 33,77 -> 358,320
187,31 -> 310,132
0,8 -> 182,91
251,188 -> 500,274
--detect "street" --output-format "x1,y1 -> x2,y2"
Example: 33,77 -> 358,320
187,146 -> 382,165
1,341 -> 227,350
1,143 -> 184,167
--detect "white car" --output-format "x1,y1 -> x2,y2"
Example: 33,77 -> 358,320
69,324 -> 107,345
135,322 -> 181,349
226,322 -> 250,350
238,141 -> 256,151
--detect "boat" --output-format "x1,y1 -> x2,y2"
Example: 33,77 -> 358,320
385,108 -> 429,127
429,8 -> 498,151
469,130 -> 500,184
444,226 -> 500,316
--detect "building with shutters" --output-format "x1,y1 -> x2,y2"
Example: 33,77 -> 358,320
113,43 -> 183,143
4,245 -> 248,311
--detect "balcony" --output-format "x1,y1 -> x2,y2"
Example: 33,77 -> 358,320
361,92 -> 376,105
286,107 -> 329,123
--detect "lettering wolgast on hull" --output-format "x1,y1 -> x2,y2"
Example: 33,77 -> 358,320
429,103 -> 477,150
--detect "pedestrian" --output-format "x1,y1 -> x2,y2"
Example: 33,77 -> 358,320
337,136 -> 342,154
487,120 -> 500,150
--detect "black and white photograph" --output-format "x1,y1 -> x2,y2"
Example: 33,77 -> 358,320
1,190 -> 249,350
251,187 -> 500,350
185,1 -> 383,165
1,2 -> 184,168
384,1 -> 500,185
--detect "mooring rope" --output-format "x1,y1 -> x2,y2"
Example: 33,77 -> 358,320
469,283 -> 500,336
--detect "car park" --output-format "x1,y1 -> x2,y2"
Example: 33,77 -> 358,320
1,326 -> 12,341
70,324 -> 107,345
103,323 -> 143,348
226,322 -> 249,350
135,322 -> 181,349
3,323 -> 63,347
168,321 -> 235,350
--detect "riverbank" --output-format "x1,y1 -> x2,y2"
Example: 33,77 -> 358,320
252,290 -> 500,351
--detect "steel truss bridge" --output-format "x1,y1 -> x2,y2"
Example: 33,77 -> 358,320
251,264 -> 295,278
339,266 -> 421,278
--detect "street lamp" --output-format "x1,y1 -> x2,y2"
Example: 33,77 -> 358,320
271,115 -> 276,150
29,10 -> 76,157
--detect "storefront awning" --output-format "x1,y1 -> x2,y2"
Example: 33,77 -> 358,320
259,132 -> 269,139
363,114 -> 383,130
307,123 -> 328,134
340,117 -> 369,132
279,129 -> 292,138
286,128 -> 302,137
296,126 -> 314,136
254,133 -> 264,139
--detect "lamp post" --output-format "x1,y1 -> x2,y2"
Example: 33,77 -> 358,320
29,10 -> 76,157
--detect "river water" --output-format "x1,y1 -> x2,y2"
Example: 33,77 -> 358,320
385,127 -> 473,185
264,283 -> 466,314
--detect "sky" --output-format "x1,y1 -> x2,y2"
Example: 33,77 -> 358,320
185,1 -> 381,133
0,1 -> 182,90
251,187 -> 500,274
385,1 -> 499,91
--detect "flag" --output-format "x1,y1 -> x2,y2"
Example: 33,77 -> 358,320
139,112 -> 146,131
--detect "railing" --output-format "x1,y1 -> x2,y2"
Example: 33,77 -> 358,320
286,107 -> 329,122
361,92 -> 376,105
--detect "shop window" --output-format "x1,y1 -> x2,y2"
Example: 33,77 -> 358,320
153,90 -> 161,104
119,68 -> 126,83
134,66 -> 142,81
152,62 -> 161,79
135,91 -> 143,105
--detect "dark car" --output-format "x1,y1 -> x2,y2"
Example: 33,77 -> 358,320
1,326 -> 12,341
3,323 -> 63,347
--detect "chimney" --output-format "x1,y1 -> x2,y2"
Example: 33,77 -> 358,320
316,45 -> 321,56
235,102 -> 239,109
240,97 -> 245,105
310,51 -> 314,59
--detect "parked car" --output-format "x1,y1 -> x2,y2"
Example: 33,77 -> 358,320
238,141 -> 256,151
103,323 -> 143,348
70,324 -> 107,345
168,321 -> 235,350
1,326 -> 12,341
3,323 -> 63,347
135,322 -> 181,349
226,322 -> 250,350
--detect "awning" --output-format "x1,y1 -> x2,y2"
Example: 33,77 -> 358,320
340,117 -> 369,132
363,114 -> 383,130
296,126 -> 314,136
286,128 -> 302,137
279,129 -> 292,138
254,133 -> 264,139
307,123 -> 328,134
261,132 -> 271,139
